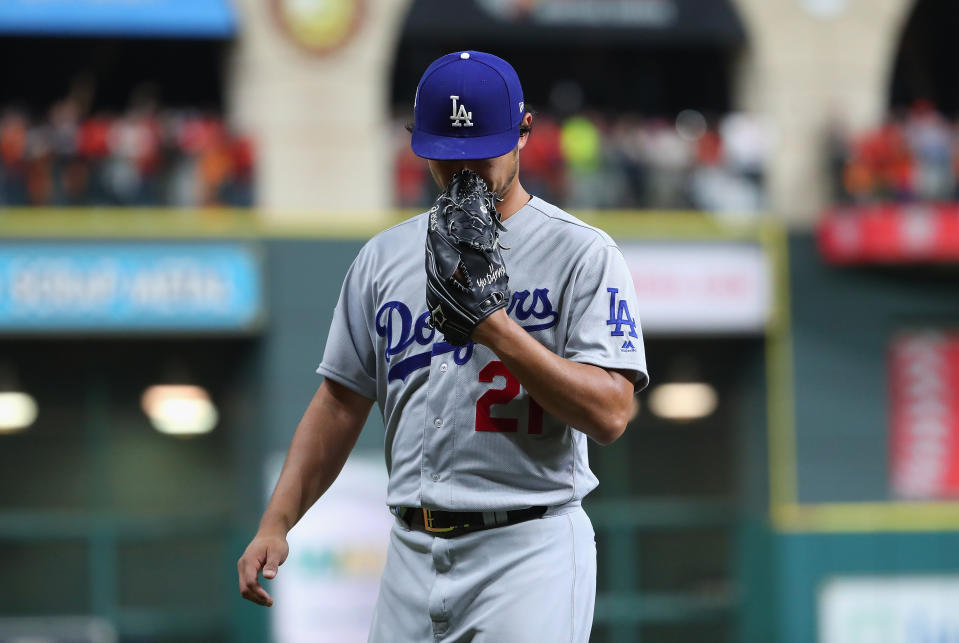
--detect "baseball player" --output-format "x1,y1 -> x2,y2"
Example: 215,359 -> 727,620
237,51 -> 648,642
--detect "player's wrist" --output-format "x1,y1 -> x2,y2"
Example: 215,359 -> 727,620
472,308 -> 513,348
257,514 -> 292,539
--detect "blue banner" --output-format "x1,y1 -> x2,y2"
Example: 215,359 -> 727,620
0,0 -> 236,38
0,243 -> 262,332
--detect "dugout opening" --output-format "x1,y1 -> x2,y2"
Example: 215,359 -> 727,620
586,335 -> 765,643
0,337 -> 258,643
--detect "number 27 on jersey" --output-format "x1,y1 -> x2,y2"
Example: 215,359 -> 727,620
475,360 -> 544,434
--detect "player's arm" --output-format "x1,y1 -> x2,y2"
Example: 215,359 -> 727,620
473,310 -> 634,445
237,378 -> 374,607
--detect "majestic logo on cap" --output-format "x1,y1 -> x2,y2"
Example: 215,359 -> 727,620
449,95 -> 473,128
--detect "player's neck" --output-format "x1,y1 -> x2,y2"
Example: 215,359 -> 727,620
497,181 -> 531,222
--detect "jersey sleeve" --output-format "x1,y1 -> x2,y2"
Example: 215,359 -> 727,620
316,246 -> 378,400
564,242 -> 649,392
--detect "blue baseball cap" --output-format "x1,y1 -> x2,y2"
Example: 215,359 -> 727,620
411,50 -> 525,161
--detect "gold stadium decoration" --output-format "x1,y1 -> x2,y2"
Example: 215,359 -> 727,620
271,0 -> 364,55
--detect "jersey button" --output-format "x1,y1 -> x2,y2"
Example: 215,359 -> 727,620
439,363 -> 448,373
431,473 -> 440,482
434,418 -> 443,428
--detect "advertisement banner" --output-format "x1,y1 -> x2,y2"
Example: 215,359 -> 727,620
403,0 -> 744,46
820,576 -> 959,643
619,242 -> 771,334
0,0 -> 236,38
0,617 -> 115,643
0,243 -> 262,333
889,332 -> 959,499
818,203 -> 959,264
475,0 -> 679,27
268,455 -> 392,643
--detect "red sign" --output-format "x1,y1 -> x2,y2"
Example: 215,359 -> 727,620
818,203 -> 959,264
889,332 -> 959,499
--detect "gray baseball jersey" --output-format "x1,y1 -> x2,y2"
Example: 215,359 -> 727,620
317,196 -> 648,511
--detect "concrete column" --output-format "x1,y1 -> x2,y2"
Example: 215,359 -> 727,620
227,0 -> 412,224
731,0 -> 915,226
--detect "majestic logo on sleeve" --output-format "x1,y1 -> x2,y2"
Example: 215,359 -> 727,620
376,288 -> 559,382
606,288 -> 638,348
449,95 -> 474,127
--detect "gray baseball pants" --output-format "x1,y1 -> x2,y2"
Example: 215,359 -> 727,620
368,503 -> 596,643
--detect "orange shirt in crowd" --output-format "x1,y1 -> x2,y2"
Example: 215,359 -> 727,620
77,117 -> 112,159
0,116 -> 27,166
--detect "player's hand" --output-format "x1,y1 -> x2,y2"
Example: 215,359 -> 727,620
425,169 -> 511,346
237,533 -> 289,607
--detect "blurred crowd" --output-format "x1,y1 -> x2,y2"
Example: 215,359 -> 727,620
0,101 -> 254,208
394,110 -> 770,216
832,101 -> 959,204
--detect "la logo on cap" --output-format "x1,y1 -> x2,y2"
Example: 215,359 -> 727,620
450,95 -> 473,128
411,50 -> 522,160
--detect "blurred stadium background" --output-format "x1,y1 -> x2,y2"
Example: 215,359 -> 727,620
1,0 -> 958,642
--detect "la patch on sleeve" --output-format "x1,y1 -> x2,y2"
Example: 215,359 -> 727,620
606,287 -> 638,353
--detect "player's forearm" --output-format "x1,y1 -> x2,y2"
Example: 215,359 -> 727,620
258,380 -> 373,536
474,311 -> 633,444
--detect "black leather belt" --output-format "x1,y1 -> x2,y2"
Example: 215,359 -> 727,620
393,506 -> 548,538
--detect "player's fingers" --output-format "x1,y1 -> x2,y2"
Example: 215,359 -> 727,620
242,583 -> 274,607
238,562 -> 273,607
241,583 -> 274,607
262,545 -> 287,579
237,555 -> 263,593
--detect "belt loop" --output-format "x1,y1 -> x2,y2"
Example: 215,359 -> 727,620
391,507 -> 412,527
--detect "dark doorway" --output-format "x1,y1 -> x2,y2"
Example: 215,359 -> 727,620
889,0 -> 959,116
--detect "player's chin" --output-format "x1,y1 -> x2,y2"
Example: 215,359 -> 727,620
486,174 -> 510,197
